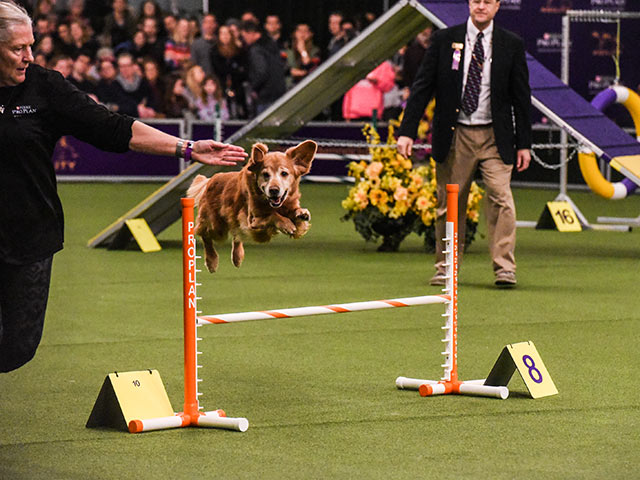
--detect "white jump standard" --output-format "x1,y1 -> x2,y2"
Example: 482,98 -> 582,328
395,184 -> 509,400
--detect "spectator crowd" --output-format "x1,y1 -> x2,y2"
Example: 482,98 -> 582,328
27,0 -> 433,122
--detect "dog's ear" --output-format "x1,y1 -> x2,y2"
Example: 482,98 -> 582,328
247,143 -> 268,173
286,140 -> 317,176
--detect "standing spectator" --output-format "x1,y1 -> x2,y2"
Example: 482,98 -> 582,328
401,25 -> 433,88
326,11 -> 346,58
241,11 -> 259,25
191,13 -> 217,75
264,14 -> 287,51
164,17 -> 192,71
211,24 -> 247,119
115,52 -> 154,116
225,18 -> 243,49
239,20 -> 286,116
326,11 -> 348,120
102,0 -> 136,49
68,52 -> 96,93
286,23 -> 320,86
195,75 -> 229,121
396,0 -> 532,287
140,17 -> 165,68
342,60 -> 395,121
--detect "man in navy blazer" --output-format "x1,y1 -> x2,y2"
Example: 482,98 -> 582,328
397,0 -> 531,287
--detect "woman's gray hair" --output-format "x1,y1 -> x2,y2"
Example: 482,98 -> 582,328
0,1 -> 32,44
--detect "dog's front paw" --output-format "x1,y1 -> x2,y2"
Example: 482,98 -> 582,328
278,218 -> 297,236
295,208 -> 311,222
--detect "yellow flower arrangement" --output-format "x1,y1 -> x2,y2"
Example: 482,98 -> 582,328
341,119 -> 484,252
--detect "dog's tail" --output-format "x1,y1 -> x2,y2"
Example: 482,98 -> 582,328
187,174 -> 208,204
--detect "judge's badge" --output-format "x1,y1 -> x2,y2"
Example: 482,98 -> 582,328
451,43 -> 463,71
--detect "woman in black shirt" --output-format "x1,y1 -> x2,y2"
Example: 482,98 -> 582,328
0,1 -> 246,372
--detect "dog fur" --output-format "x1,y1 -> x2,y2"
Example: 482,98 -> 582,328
187,140 -> 317,272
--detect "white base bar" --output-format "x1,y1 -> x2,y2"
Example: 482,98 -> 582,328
395,376 -> 438,390
134,415 -> 183,432
197,411 -> 249,432
459,384 -> 509,399
461,379 -> 486,385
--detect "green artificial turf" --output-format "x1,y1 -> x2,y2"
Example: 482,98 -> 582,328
1,183 -> 639,479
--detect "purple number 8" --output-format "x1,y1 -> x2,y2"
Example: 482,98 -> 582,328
522,355 -> 543,384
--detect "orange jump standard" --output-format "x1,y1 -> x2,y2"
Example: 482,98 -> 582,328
395,184 -> 509,399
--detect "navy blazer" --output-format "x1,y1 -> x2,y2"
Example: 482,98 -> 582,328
398,23 -> 532,164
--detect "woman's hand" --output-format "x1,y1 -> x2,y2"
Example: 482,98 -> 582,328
191,140 -> 247,166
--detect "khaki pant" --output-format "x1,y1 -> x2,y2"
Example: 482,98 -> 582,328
434,124 -> 516,276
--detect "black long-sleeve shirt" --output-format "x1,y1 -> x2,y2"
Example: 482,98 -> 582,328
0,64 -> 134,264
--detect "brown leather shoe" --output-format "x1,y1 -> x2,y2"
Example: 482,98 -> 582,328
495,271 -> 517,288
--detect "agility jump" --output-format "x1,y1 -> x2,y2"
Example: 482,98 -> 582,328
128,184 -> 506,434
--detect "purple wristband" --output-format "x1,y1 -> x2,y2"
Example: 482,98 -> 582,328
184,145 -> 193,162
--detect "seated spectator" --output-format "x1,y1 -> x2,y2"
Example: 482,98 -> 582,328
34,34 -> 57,65
191,13 -> 217,75
141,57 -> 166,116
115,52 -> 155,117
68,52 -> 96,94
195,75 -> 229,121
63,0 -> 89,27
136,0 -> 165,34
114,28 -> 147,61
49,54 -> 73,78
211,24 -> 247,119
286,23 -> 320,86
55,22 -> 75,55
239,20 -> 286,116
34,14 -> 52,41
94,58 -> 138,116
342,60 -> 395,121
164,17 -> 192,71
163,13 -> 177,40
183,63 -> 206,110
69,19 -> 98,59
102,0 -> 137,48
140,17 -> 165,68
163,74 -> 191,118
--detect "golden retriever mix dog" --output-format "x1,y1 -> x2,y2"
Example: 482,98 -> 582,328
187,140 -> 317,272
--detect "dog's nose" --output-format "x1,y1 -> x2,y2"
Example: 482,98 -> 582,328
269,187 -> 280,197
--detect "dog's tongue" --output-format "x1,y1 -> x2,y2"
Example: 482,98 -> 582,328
268,190 -> 287,208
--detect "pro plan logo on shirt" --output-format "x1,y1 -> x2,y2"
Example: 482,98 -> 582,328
12,105 -> 38,115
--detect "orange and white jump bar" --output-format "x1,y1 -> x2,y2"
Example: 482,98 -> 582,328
197,295 -> 450,325
395,184 -> 510,400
